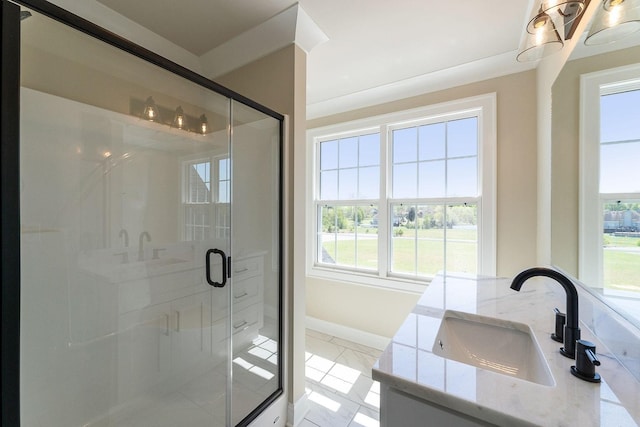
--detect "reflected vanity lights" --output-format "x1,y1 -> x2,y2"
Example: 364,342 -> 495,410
133,96 -> 211,135
584,0 -> 640,45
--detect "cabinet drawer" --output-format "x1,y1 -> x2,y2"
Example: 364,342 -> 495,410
212,303 -> 264,344
232,275 -> 262,310
232,256 -> 263,282
232,303 -> 263,335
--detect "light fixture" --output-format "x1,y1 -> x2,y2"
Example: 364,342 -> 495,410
517,1 -> 588,62
527,1 -> 586,34
130,96 -> 211,135
173,106 -> 185,129
142,96 -> 159,122
584,0 -> 640,45
199,114 -> 208,134
517,9 -> 565,62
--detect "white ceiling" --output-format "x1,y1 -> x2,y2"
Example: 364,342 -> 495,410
93,0 -> 639,116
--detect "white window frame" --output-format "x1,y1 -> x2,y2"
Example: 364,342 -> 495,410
181,153 -> 230,241
579,63 -> 640,288
306,94 -> 496,292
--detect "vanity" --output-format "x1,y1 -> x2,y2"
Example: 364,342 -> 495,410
75,245 -> 266,401
373,273 -> 640,426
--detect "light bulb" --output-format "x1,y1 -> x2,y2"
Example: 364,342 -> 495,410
174,106 -> 185,129
200,114 -> 208,134
143,96 -> 158,122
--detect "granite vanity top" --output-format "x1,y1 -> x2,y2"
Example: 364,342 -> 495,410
373,273 -> 640,426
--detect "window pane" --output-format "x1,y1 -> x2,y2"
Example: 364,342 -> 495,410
601,90 -> 640,143
218,181 -> 229,203
447,157 -> 477,197
189,162 -> 211,203
219,158 -> 229,180
338,169 -> 358,200
393,127 -> 417,163
320,170 -> 338,200
339,137 -> 358,168
600,141 -> 640,193
356,205 -> 378,270
418,161 -> 445,198
602,201 -> 640,293
417,205 -> 445,277
359,133 -> 380,166
334,206 -> 356,266
318,204 -> 377,270
445,204 -> 477,274
447,117 -> 478,158
393,163 -> 417,198
419,123 -> 446,160
321,140 -> 338,170
391,204 -> 415,275
319,205 -> 337,264
359,166 -> 379,199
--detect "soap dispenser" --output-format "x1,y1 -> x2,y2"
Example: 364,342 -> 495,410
570,339 -> 601,383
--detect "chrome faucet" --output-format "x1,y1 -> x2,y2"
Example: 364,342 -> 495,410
510,267 -> 580,359
138,231 -> 151,261
119,228 -> 129,247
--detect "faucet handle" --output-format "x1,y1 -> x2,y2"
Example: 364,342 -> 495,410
571,339 -> 601,383
551,308 -> 565,343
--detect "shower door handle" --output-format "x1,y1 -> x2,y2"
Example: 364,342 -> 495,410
206,248 -> 227,288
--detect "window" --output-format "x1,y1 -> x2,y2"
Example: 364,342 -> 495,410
581,66 -> 640,301
308,94 -> 496,290
183,155 -> 230,240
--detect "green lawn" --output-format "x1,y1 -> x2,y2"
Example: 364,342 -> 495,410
322,226 -> 477,276
603,234 -> 640,292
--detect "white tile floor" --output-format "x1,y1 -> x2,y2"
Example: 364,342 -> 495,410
302,330 -> 383,427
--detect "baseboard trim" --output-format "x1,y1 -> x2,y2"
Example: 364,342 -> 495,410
306,316 -> 390,351
286,393 -> 310,427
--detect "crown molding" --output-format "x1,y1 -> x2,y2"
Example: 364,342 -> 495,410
200,3 -> 327,79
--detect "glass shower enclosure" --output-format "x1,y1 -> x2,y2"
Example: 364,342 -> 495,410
1,1 -> 283,426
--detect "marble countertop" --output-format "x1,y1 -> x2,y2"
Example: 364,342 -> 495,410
372,273 -> 640,426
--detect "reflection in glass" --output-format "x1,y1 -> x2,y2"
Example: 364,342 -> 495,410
602,201 -> 640,294
18,8 -> 281,427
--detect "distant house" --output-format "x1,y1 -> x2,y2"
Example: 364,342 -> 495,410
603,209 -> 640,232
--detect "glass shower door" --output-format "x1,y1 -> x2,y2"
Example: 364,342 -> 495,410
18,6 -> 233,426
228,102 -> 282,425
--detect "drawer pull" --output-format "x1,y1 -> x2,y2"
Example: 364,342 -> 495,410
234,267 -> 249,273
234,292 -> 249,299
233,320 -> 248,330
164,314 -> 170,336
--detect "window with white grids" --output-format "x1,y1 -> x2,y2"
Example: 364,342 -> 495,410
183,156 -> 230,240
580,66 -> 640,298
308,94 -> 496,290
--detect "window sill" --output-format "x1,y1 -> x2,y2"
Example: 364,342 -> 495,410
307,265 -> 429,294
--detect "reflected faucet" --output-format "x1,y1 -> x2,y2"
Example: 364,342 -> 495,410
119,229 -> 129,247
510,267 -> 580,359
138,231 -> 151,261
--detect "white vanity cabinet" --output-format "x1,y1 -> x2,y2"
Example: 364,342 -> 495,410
211,252 -> 265,354
114,251 -> 266,399
380,384 -> 489,427
114,263 -> 211,400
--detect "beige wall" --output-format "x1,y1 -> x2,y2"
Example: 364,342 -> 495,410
551,46 -> 640,276
307,70 -> 539,338
216,44 -> 308,408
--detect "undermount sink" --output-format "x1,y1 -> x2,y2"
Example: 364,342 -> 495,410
431,310 -> 555,386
